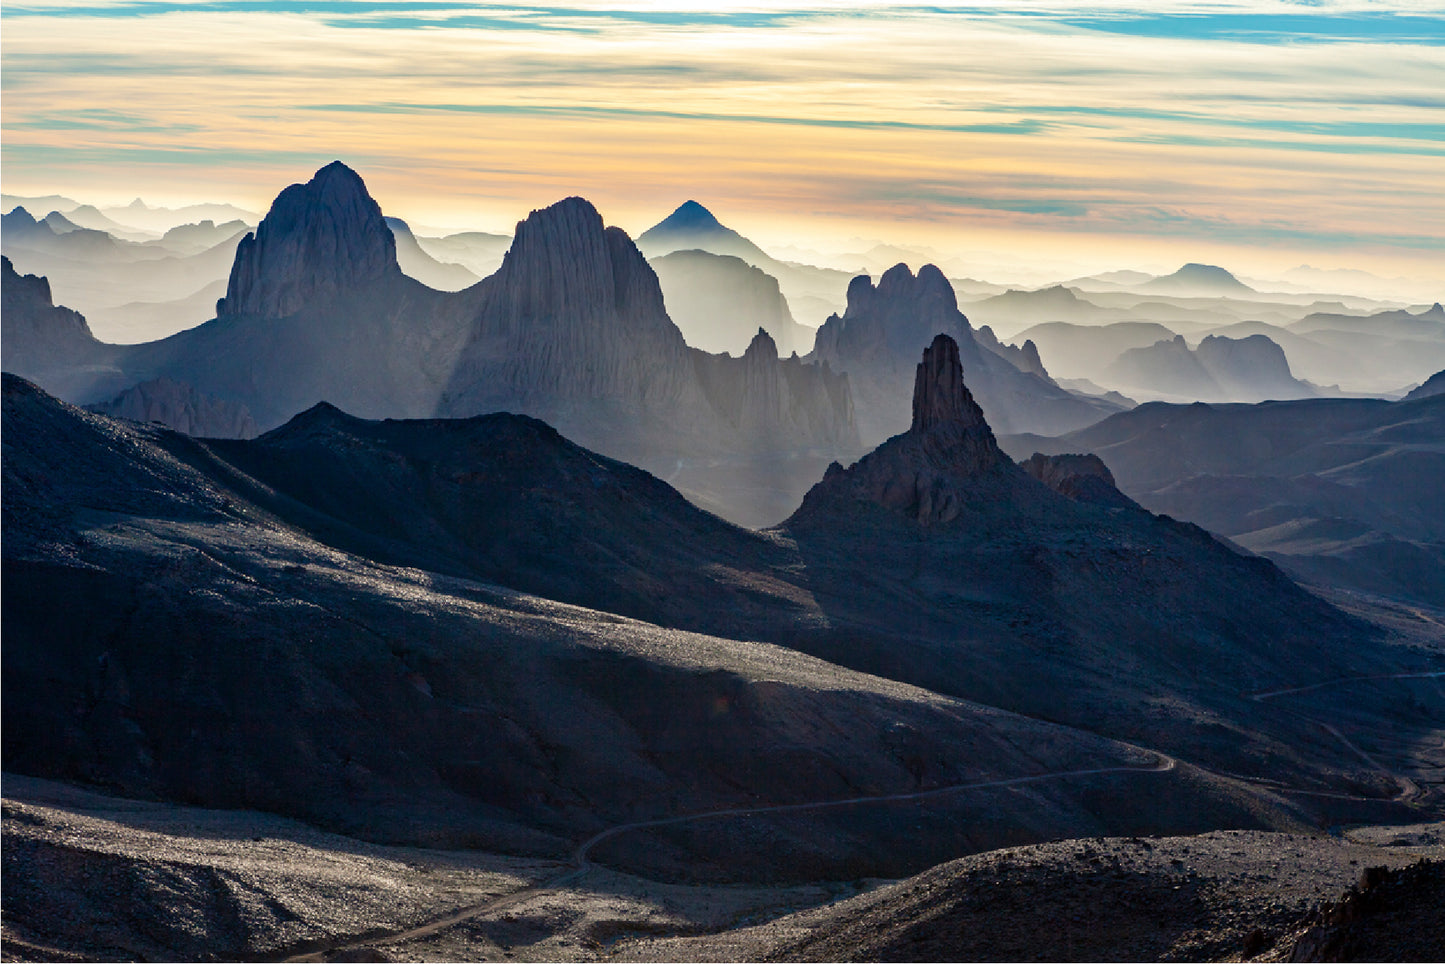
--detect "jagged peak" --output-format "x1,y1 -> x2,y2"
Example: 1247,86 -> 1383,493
743,326 -> 779,360
847,263 -> 958,314
911,333 -> 987,433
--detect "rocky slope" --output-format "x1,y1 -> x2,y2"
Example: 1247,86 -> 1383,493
810,263 -> 1127,443
4,374 -> 1256,880
1006,394 -> 1445,605
87,376 -> 259,439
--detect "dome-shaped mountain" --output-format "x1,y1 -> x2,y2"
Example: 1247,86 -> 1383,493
216,160 -> 400,318
1141,263 -> 1254,296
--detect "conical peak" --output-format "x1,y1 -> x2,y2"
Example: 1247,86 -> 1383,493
911,334 -> 986,433
666,200 -> 723,230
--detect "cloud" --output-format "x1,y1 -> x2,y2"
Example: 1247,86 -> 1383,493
3,0 -> 1442,273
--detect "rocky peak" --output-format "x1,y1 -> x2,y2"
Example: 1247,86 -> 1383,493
790,334 -> 1009,526
743,326 -> 779,362
912,333 -> 986,433
1019,339 -> 1046,378
216,161 -> 399,318
655,200 -> 724,233
486,196 -> 669,328
2,255 -> 55,310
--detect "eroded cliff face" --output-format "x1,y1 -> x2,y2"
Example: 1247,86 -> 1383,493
88,377 -> 259,439
691,328 -> 856,451
439,197 -> 857,460
441,197 -> 700,419
216,161 -> 400,319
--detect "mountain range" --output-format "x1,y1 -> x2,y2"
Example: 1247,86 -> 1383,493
1004,390 -> 1445,606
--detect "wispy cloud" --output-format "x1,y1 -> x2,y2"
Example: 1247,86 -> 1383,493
3,0 -> 1442,276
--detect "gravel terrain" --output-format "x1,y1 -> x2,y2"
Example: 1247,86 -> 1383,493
4,774 -> 1441,962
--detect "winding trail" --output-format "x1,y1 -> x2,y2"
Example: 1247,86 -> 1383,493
274,756 -> 1174,962
1248,670 -> 1445,803
267,668 -> 1445,962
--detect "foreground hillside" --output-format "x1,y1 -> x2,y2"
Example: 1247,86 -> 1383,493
4,334 -> 1442,959
4,774 -> 1440,962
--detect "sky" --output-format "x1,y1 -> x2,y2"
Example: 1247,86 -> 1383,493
3,0 -> 1444,287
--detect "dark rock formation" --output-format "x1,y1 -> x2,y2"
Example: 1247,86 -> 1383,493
911,333 -> 985,433
795,334 -> 1014,525
216,161 -> 400,318
812,264 -> 1123,442
1020,452 -> 1136,508
87,376 -> 259,439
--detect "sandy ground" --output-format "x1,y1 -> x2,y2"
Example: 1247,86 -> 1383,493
4,773 -> 1442,962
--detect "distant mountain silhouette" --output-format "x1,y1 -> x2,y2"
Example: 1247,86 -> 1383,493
650,248 -> 814,356
384,216 -> 481,291
811,264 -> 1128,443
1013,321 -> 1179,382
1140,263 -> 1255,297
1106,333 -> 1313,402
636,200 -> 853,324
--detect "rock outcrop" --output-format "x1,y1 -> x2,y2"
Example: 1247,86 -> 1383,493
691,328 -> 855,449
0,256 -> 121,400
794,334 -> 1012,525
440,197 -> 701,421
440,196 -> 856,462
812,264 -> 1123,442
87,376 -> 259,439
1019,452 -> 1135,508
216,161 -> 400,318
